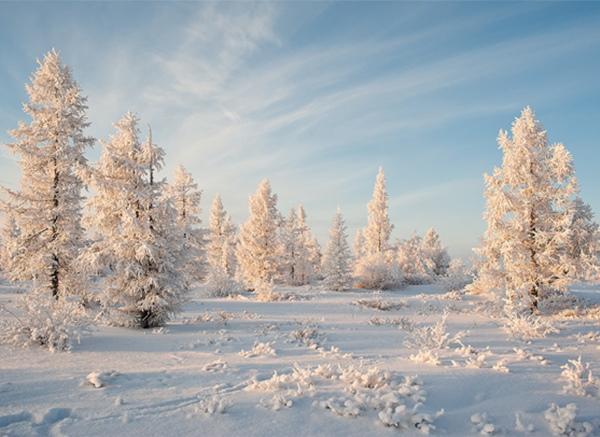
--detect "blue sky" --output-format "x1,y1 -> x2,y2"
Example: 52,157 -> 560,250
1,2 -> 599,258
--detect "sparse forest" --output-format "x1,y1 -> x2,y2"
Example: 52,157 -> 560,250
1,48 -> 599,437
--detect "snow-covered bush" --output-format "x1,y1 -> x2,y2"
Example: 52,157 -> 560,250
352,298 -> 407,311
464,350 -> 492,369
560,357 -> 598,397
339,366 -> 392,391
502,312 -> 558,341
289,325 -> 325,349
239,341 -> 277,358
354,252 -> 402,290
255,281 -> 282,302
409,350 -> 441,366
441,259 -> 473,292
544,403 -> 592,436
197,395 -> 230,415
396,235 -> 435,285
404,314 -> 464,350
492,359 -> 510,373
245,365 -> 313,395
318,396 -> 362,417
471,412 -> 496,435
204,266 -> 240,297
378,404 -> 442,434
0,293 -> 90,352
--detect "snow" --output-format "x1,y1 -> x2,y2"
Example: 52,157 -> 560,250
1,282 -> 600,436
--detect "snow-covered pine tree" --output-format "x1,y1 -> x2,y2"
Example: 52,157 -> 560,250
421,228 -> 450,276
236,179 -> 280,290
354,167 -> 399,289
354,229 -> 366,259
278,208 -> 301,285
84,114 -> 187,328
207,194 -> 237,277
470,107 -> 580,312
363,167 -> 393,256
397,234 -> 435,285
222,215 -> 238,276
0,50 -> 93,299
204,194 -> 239,296
322,208 -> 353,291
564,197 -> 600,281
278,207 -> 312,286
296,205 -> 322,281
166,164 -> 205,283
0,212 -> 20,276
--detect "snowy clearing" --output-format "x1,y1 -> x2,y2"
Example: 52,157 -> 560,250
1,283 -> 599,436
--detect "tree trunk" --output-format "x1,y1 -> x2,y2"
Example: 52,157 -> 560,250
50,156 -> 60,300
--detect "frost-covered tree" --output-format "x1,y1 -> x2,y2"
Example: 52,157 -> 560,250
564,197 -> 599,281
354,167 -> 399,289
470,107 -> 581,312
84,114 -> 187,328
421,228 -> 451,276
0,50 -> 93,299
278,208 -> 301,285
166,164 -> 205,283
363,167 -> 393,256
205,195 -> 239,296
207,194 -> 237,277
0,212 -> 20,276
397,235 -> 435,285
322,209 -> 353,291
354,229 -> 366,259
296,205 -> 322,280
278,207 -> 312,285
396,229 -> 451,284
236,179 -> 280,290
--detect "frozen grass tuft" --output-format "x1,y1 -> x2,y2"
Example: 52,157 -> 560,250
560,356 -> 598,397
544,403 -> 592,436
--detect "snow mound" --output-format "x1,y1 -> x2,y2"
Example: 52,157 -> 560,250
85,370 -> 119,388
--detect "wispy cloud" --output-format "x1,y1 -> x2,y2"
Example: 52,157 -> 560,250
2,2 -> 599,256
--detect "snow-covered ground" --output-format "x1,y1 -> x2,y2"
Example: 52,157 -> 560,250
1,284 -> 599,436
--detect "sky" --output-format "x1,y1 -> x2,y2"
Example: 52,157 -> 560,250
0,2 -> 599,258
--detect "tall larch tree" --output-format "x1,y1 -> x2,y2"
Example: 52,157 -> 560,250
0,212 -> 20,276
236,179 -> 280,290
564,197 -> 600,281
296,205 -> 322,281
470,107 -> 581,312
207,194 -> 237,277
0,50 -> 93,299
278,208 -> 302,285
84,114 -> 187,328
166,164 -> 205,283
363,167 -> 393,256
278,207 -> 312,285
354,229 -> 366,259
322,208 -> 353,291
354,167 -> 400,289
